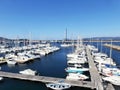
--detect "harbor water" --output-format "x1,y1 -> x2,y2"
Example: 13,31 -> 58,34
0,42 -> 120,90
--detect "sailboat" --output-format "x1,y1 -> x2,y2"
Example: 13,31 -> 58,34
100,40 -> 119,76
61,28 -> 72,47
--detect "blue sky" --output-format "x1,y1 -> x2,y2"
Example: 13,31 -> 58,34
0,0 -> 120,40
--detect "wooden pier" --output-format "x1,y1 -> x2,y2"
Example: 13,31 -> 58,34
104,44 -> 120,51
0,71 -> 94,89
86,46 -> 115,90
106,83 -> 115,90
86,47 -> 104,90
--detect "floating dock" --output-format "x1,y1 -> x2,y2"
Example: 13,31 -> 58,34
0,71 -> 94,89
86,47 -> 104,90
106,83 -> 115,90
86,46 -> 115,90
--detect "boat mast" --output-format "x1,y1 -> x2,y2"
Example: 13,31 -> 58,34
110,39 -> 112,59
16,36 -> 19,49
97,38 -> 99,49
110,39 -> 114,69
100,40 -> 102,53
65,28 -> 67,41
29,32 -> 32,46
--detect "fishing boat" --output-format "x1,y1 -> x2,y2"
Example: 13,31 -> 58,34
46,80 -> 71,90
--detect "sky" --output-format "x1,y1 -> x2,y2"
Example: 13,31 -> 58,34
0,0 -> 120,40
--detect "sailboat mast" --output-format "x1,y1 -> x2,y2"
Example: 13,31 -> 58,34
65,28 -> 67,41
29,32 -> 32,46
110,39 -> 112,58
100,40 -> 102,53
97,39 -> 99,49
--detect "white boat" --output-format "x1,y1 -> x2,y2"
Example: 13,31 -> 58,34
103,76 -> 120,86
67,60 -> 86,64
19,69 -> 37,75
46,81 -> 71,90
93,52 -> 108,58
65,67 -> 89,73
6,58 -> 17,65
14,55 -> 29,63
0,77 -> 3,81
101,65 -> 120,76
67,53 -> 80,58
87,45 -> 98,52
67,62 -> 82,66
61,44 -> 71,47
37,50 -> 46,56
66,73 -> 89,80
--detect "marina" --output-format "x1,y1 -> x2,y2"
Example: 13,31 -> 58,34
0,0 -> 120,90
0,41 -> 119,90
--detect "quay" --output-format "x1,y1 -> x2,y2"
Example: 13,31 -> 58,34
0,71 -> 94,89
104,43 -> 120,51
